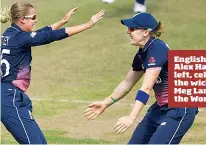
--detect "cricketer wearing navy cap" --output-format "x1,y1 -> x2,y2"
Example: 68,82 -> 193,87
1,2 -> 104,144
84,12 -> 198,144
121,12 -> 158,32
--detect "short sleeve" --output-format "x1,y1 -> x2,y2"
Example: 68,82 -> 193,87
145,40 -> 169,69
16,28 -> 68,48
132,53 -> 143,71
36,26 -> 52,32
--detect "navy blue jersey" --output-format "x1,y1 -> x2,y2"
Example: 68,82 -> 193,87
1,24 -> 68,91
132,37 -> 170,106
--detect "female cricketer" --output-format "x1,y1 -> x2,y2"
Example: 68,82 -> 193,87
84,12 -> 198,144
1,2 -> 104,144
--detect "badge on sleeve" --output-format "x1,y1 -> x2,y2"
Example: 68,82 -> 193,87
30,32 -> 37,38
148,56 -> 156,66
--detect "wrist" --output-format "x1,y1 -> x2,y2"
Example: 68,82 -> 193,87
102,96 -> 113,108
135,90 -> 149,104
101,101 -> 108,109
61,19 -> 68,24
129,114 -> 136,121
110,96 -> 117,103
87,20 -> 94,28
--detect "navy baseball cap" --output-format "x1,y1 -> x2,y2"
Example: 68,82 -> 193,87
121,13 -> 158,32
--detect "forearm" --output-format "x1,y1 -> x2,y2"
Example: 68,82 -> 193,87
65,20 -> 93,36
103,80 -> 133,108
50,19 -> 67,30
129,100 -> 145,120
102,70 -> 144,108
128,69 -> 160,120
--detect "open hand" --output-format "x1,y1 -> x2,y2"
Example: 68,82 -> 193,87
90,9 -> 105,24
62,7 -> 78,23
84,102 -> 106,120
114,116 -> 135,133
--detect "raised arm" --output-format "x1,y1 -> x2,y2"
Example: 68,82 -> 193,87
50,7 -> 78,30
35,8 -> 78,32
65,10 -> 104,36
18,10 -> 104,47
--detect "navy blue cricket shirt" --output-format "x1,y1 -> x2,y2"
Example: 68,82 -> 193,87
132,37 -> 170,106
1,24 -> 68,91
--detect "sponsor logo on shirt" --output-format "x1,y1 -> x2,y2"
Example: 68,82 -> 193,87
161,122 -> 167,125
156,77 -> 162,84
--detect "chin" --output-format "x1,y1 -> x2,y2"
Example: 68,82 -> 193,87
130,41 -> 137,46
25,27 -> 33,32
30,25 -> 35,32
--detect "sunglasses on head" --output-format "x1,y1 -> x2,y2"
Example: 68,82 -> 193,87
24,14 -> 37,20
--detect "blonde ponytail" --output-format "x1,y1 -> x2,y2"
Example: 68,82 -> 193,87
1,2 -> 34,24
0,6 -> 12,23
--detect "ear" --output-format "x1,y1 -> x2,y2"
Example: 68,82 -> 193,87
143,30 -> 150,37
19,17 -> 26,24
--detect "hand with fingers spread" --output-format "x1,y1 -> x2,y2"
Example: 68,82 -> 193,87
62,7 -> 78,23
114,116 -> 135,134
84,102 -> 107,120
90,9 -> 105,25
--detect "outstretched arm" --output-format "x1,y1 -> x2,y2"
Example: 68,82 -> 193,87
103,68 -> 144,108
114,68 -> 161,133
18,9 -> 104,47
129,68 -> 161,119
84,68 -> 144,120
65,10 -> 104,36
36,8 -> 78,32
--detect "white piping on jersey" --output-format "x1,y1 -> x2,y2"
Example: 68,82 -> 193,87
143,39 -> 157,52
146,67 -> 162,70
168,108 -> 187,144
11,27 -> 20,32
13,89 -> 31,144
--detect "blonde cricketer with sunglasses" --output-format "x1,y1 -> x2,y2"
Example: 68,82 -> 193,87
1,2 -> 104,144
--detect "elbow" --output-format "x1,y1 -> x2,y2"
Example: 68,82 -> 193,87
65,27 -> 70,36
125,87 -> 132,94
140,86 -> 152,94
124,81 -> 134,93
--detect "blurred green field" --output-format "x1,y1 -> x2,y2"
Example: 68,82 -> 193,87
1,0 -> 206,144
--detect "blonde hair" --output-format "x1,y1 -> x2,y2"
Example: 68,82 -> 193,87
0,2 -> 34,23
150,21 -> 164,37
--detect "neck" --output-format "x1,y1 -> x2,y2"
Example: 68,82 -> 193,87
139,37 -> 150,48
15,21 -> 27,32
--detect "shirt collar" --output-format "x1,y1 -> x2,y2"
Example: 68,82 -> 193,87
138,37 -> 156,54
11,23 -> 23,32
